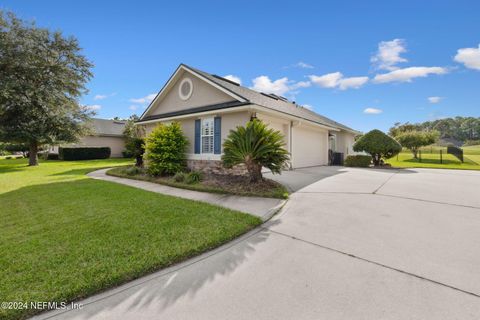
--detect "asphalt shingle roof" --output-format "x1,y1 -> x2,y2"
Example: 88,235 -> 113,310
185,64 -> 357,133
90,118 -> 126,136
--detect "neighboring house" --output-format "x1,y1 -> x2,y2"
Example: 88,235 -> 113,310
79,118 -> 127,157
137,64 -> 359,172
47,118 -> 126,157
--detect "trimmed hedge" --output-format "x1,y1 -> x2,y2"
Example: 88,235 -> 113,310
59,147 -> 111,160
344,155 -> 372,167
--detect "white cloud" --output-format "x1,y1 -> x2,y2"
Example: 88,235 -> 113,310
129,105 -> 139,111
428,96 -> 443,104
223,74 -> 242,85
130,93 -> 157,104
302,104 -> 314,110
94,94 -> 107,100
94,92 -> 116,100
363,107 -> 383,114
309,72 -> 343,88
84,104 -> 101,111
295,61 -> 314,69
454,44 -> 480,70
373,66 -> 448,83
371,39 -> 407,71
309,72 -> 368,90
338,76 -> 369,90
251,76 -> 291,95
290,80 -> 311,89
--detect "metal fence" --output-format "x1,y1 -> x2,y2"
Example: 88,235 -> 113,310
413,147 -> 465,164
396,146 -> 479,165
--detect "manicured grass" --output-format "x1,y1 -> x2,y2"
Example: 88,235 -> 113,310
107,166 -> 289,199
463,144 -> 480,155
386,150 -> 480,170
0,158 -> 261,320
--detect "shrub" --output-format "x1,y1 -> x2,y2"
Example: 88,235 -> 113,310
3,143 -> 29,157
353,129 -> 402,166
185,171 -> 202,184
395,130 -> 439,159
222,119 -> 289,183
122,150 -> 134,158
5,156 -> 12,159
46,153 -> 59,160
145,122 -> 188,176
125,166 -> 143,176
58,147 -> 111,160
123,116 -> 146,167
40,153 -> 59,160
173,172 -> 186,182
344,155 -> 372,167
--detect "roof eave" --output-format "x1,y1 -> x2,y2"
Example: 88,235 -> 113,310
139,64 -> 248,121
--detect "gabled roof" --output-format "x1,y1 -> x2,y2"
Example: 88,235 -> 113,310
89,118 -> 126,137
140,64 -> 358,134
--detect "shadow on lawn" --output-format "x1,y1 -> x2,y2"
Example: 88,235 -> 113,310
2,177 -> 269,319
44,225 -> 275,319
403,158 -> 461,165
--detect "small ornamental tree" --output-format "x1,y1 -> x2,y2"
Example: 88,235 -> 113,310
123,115 -> 146,167
353,129 -> 402,166
144,122 -> 188,176
395,130 -> 439,159
222,119 -> 289,183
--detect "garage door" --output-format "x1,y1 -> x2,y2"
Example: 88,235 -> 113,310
291,126 -> 328,168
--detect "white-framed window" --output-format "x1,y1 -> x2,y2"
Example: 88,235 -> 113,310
201,118 -> 214,154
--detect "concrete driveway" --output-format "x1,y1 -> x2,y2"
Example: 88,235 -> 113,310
35,167 -> 480,320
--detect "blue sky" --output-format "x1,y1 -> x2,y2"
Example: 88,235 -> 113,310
2,1 -> 479,132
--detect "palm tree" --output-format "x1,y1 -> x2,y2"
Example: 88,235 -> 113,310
222,119 -> 289,182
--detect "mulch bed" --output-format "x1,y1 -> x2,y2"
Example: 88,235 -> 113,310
201,173 -> 284,194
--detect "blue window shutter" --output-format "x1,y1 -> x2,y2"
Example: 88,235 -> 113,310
214,116 -> 221,154
194,119 -> 201,154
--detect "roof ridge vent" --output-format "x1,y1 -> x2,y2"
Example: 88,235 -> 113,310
260,92 -> 279,100
270,94 -> 288,102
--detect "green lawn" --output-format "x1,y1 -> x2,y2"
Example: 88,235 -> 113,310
0,158 -> 261,320
386,146 -> 480,170
463,144 -> 480,155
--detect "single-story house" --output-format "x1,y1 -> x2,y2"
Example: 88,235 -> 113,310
78,118 -> 127,157
137,64 -> 358,173
46,118 -> 126,157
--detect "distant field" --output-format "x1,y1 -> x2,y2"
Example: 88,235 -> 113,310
386,145 -> 480,171
462,145 -> 480,155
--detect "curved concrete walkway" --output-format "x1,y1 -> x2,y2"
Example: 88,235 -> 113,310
87,168 -> 285,220
34,167 -> 480,320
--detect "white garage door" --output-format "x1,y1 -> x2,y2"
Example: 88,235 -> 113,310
291,126 -> 328,168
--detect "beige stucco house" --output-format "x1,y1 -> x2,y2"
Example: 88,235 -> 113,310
78,118 -> 127,157
137,64 -> 358,172
49,118 -> 126,157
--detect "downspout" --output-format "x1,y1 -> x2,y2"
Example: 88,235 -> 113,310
289,120 -> 293,170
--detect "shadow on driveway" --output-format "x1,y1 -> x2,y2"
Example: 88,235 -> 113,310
264,166 -> 347,192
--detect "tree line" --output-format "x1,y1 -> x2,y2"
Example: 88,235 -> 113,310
389,117 -> 480,145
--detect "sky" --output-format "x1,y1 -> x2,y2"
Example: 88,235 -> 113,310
2,0 -> 479,132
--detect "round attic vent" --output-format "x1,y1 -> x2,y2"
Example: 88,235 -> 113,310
179,78 -> 193,101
